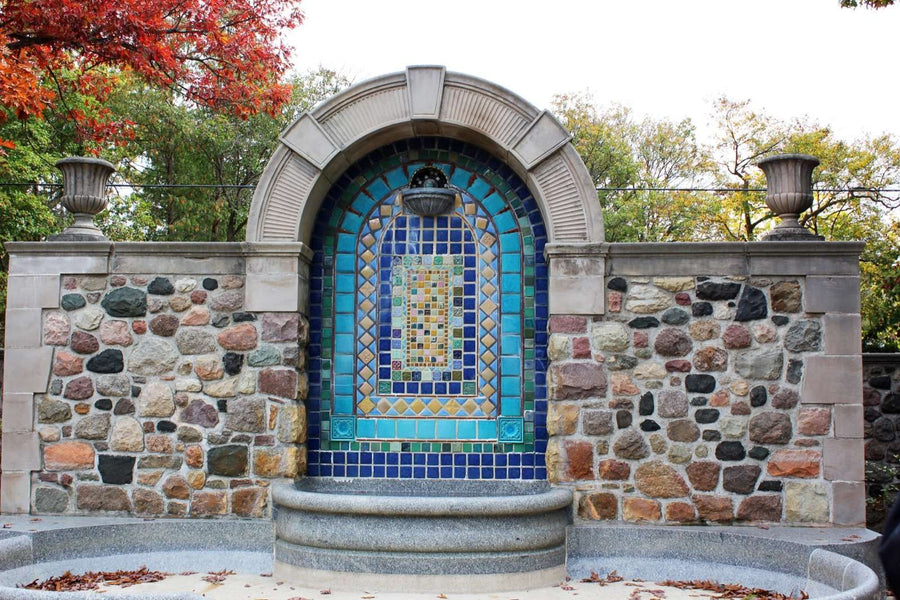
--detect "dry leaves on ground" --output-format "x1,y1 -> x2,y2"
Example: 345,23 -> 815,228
21,567 -> 168,591
658,579 -> 809,600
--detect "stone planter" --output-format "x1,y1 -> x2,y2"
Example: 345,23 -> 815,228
756,154 -> 823,241
50,157 -> 115,241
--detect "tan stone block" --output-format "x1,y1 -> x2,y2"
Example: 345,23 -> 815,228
546,404 -> 579,437
0,472 -> 31,513
823,314 -> 861,355
785,482 -> 829,523
653,277 -> 694,292
823,439 -> 864,481
6,308 -> 42,348
187,470 -> 206,489
832,481 -> 865,526
1,432 -> 39,471
801,356 -> 862,404
834,405 -> 864,439
805,276 -> 860,313
3,348 -> 53,393
610,373 -> 639,396
2,393 -> 35,433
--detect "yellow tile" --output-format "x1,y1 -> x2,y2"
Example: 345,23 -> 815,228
360,366 -> 373,380
409,398 -> 427,414
360,282 -> 375,296
394,399 -> 409,414
445,399 -> 461,416
359,348 -> 374,363
361,267 -> 375,281
427,399 -> 442,413
481,333 -> 496,347
376,399 -> 392,414
480,399 -> 495,415
482,318 -> 495,330
362,233 -> 376,248
368,218 -> 382,231
358,397 -> 376,414
360,382 -> 373,395
481,384 -> 495,397
481,367 -> 496,380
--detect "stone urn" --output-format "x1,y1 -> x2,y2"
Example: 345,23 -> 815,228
400,165 -> 456,216
50,157 -> 116,241
755,154 -> 824,241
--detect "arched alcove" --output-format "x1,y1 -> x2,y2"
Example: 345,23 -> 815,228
306,138 -> 549,479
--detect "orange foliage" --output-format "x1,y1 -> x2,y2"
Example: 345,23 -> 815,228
0,0 -> 303,147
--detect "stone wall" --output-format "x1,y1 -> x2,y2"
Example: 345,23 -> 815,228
2,242 -> 310,516
546,243 -> 865,526
862,353 -> 900,529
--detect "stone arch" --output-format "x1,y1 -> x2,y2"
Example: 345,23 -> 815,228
246,66 -> 604,246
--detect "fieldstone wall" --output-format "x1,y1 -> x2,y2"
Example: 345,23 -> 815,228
33,273 -> 307,516
545,242 -> 865,526
862,354 -> 900,529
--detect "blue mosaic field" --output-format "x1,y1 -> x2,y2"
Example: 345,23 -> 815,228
307,138 -> 548,479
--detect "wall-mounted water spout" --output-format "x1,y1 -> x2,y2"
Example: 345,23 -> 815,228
400,166 -> 457,216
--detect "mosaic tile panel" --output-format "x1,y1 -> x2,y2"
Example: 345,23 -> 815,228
307,137 -> 549,480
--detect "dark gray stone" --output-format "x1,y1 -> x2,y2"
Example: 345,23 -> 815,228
873,417 -> 895,442
208,445 -> 248,476
233,312 -> 257,322
101,287 -> 147,317
661,308 -> 690,325
691,396 -> 708,406
871,376 -> 892,390
734,287 -> 767,321
203,278 -> 219,291
694,408 -> 720,424
702,430 -> 721,441
715,441 -> 745,461
883,394 -> 900,414
86,349 -> 124,373
249,345 -> 281,367
607,277 -> 627,292
50,379 -> 63,395
696,281 -> 741,301
148,277 -> 175,295
639,392 -> 654,416
98,454 -> 135,484
61,294 -> 86,311
749,446 -> 770,460
94,398 -> 112,410
691,302 -> 713,317
685,374 -> 716,393
157,420 -> 177,432
723,465 -> 761,495
212,314 -> 230,328
639,419 -> 660,432
616,410 -> 632,429
606,355 -> 639,371
757,480 -> 783,492
223,352 -> 244,376
628,317 -> 659,329
771,315 -> 790,326
750,386 -> 767,407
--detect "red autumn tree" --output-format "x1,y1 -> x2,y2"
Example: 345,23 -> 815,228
0,0 -> 303,150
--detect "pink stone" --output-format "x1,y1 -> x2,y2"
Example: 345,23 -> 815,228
132,320 -> 147,334
63,277 -> 78,290
633,331 -> 649,348
572,337 -> 591,358
665,360 -> 692,373
53,351 -> 83,376
218,323 -> 258,351
43,313 -> 70,346
190,290 -> 207,304
44,441 -> 94,470
547,316 -> 587,334
110,275 -> 127,287
722,325 -> 752,349
71,331 -> 100,354
674,292 -> 691,306
64,376 -> 94,400
798,407 -> 831,436
181,306 -> 210,326
261,313 -> 299,342
258,368 -> 298,399
99,320 -> 133,346
607,292 -> 622,313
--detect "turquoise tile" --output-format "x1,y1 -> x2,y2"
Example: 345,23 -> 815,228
335,275 -> 355,292
334,354 -> 354,374
501,253 -> 521,273
456,420 -> 476,439
351,193 -> 375,215
500,232 -> 520,252
334,375 -> 354,392
477,420 -> 497,439
335,334 -> 355,354
501,314 -> 520,333
501,294 -> 521,312
501,335 -> 520,356
437,420 -> 456,439
501,376 -> 521,395
500,395 -> 520,416
468,178 -> 490,200
356,418 -> 376,438
335,314 -> 354,334
367,179 -> 391,201
450,168 -> 471,189
501,356 -> 520,373
397,420 -> 416,439
342,212 -> 363,233
483,193 -> 506,215
493,211 -> 516,233
336,294 -> 354,313
385,168 -> 407,190
337,233 -> 356,252
417,420 -> 436,439
331,416 -> 355,440
336,254 -> 355,273
498,417 -> 524,442
376,419 -> 397,439
501,273 -> 521,292
333,396 -> 353,414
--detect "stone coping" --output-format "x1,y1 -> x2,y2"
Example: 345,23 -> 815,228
863,353 -> 900,365
5,241 -> 310,257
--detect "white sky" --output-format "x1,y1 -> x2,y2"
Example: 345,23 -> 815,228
288,0 -> 900,144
